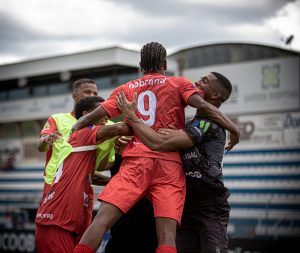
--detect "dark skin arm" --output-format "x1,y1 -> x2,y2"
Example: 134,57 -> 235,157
37,131 -> 62,152
95,153 -> 114,171
116,92 -> 193,151
95,122 -> 133,142
92,172 -> 111,186
137,128 -> 193,151
72,105 -> 109,133
187,94 -> 239,150
116,92 -> 238,151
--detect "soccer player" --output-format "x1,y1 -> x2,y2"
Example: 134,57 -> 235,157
72,42 -> 239,253
36,78 -> 111,242
116,71 -> 233,253
38,78 -> 99,197
35,96 -> 131,253
105,150 -> 158,253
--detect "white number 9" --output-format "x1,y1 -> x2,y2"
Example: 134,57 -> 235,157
137,91 -> 157,126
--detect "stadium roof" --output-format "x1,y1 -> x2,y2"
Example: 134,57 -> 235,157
0,46 -> 140,82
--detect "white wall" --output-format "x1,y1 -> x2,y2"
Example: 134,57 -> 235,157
184,56 -> 300,117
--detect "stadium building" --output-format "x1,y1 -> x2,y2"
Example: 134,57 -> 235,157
0,43 -> 299,252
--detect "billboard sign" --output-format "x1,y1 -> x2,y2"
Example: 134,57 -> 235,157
184,56 -> 299,115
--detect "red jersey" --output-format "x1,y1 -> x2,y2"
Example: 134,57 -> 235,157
35,125 -> 100,234
102,73 -> 202,162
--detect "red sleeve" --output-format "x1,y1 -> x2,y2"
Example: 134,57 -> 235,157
40,117 -> 57,136
73,125 -> 101,146
101,86 -> 124,118
179,77 -> 204,102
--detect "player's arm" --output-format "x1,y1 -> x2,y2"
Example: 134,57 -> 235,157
37,118 -> 62,152
38,132 -> 62,152
92,172 -> 111,186
72,105 -> 109,132
135,127 -> 193,151
72,87 -> 124,132
95,152 -> 115,171
96,122 -> 133,142
116,92 -> 193,151
187,93 -> 239,151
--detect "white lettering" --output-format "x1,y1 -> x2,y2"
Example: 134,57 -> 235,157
43,191 -> 55,204
138,91 -> 157,126
0,232 -> 35,252
182,151 -> 198,160
185,171 -> 202,178
128,78 -> 166,89
36,213 -> 54,219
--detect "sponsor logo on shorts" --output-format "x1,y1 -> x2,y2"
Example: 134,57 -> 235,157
43,191 -> 55,204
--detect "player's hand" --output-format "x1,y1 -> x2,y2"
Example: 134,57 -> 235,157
116,91 -> 137,117
115,136 -> 133,154
225,130 -> 240,151
71,115 -> 88,133
44,131 -> 62,146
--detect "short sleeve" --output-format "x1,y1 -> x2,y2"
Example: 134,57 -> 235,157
101,86 -> 124,118
73,125 -> 101,146
40,117 -> 57,136
179,77 -> 204,103
184,125 -> 206,146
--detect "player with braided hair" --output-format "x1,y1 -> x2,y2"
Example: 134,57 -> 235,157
140,42 -> 167,72
72,42 -> 239,253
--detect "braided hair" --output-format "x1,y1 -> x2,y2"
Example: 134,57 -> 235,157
140,42 -> 167,73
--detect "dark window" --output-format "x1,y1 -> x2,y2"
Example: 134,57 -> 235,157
8,88 -> 29,100
0,123 -> 21,139
95,77 -> 112,90
0,91 -> 8,101
21,121 -> 40,137
32,85 -> 48,97
48,83 -> 70,95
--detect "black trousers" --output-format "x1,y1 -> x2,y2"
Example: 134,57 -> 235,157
177,189 -> 230,253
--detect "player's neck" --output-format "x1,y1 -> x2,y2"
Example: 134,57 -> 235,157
144,69 -> 165,75
207,99 -> 220,108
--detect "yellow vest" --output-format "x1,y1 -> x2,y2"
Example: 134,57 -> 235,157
94,120 -> 118,171
44,113 -> 75,184
44,113 -> 116,184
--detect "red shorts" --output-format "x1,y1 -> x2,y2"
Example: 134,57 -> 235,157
98,157 -> 186,224
35,224 -> 76,253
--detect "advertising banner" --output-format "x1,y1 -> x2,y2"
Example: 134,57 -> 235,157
228,111 -> 300,149
184,56 -> 299,115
